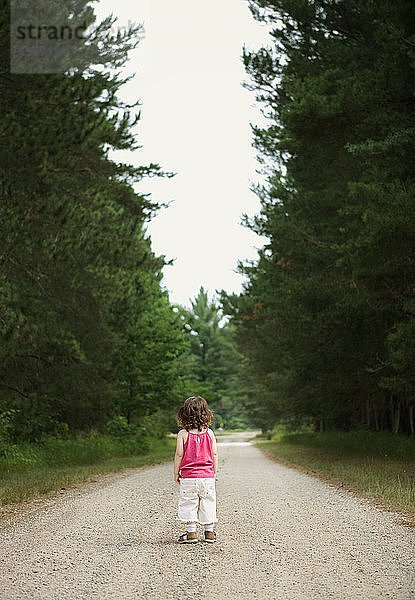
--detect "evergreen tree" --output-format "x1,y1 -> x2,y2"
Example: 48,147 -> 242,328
222,0 -> 415,433
178,288 -> 254,429
0,0 -> 185,441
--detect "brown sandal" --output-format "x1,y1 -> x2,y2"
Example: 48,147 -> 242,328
178,532 -> 198,544
204,531 -> 216,543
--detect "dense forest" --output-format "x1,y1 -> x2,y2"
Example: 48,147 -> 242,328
0,0 -> 248,447
221,0 -> 415,435
0,0 -> 188,444
1,0 -> 414,452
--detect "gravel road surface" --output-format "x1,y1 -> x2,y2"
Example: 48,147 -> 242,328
0,432 -> 414,599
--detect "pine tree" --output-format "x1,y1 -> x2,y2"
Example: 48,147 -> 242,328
0,0 -> 185,440
222,0 -> 415,433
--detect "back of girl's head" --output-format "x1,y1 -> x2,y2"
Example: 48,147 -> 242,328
177,396 -> 213,431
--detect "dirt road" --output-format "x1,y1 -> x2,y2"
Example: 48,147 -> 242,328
1,433 -> 414,599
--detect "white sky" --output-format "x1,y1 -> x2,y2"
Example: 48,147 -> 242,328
95,0 -> 271,308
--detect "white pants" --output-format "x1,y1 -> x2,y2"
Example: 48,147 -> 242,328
177,477 -> 217,524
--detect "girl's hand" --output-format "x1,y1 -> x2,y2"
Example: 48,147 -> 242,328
175,473 -> 180,484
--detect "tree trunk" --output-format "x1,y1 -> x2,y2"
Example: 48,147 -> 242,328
409,404 -> 414,438
366,397 -> 370,428
391,395 -> 400,434
373,406 -> 379,431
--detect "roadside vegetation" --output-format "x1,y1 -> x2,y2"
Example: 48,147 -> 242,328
221,0 -> 415,437
0,429 -> 176,506
254,430 -> 415,520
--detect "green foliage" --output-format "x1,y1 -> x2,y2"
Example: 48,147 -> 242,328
0,1 -> 187,442
272,430 -> 415,462
222,0 -> 415,434
1,432 -> 145,473
0,436 -> 176,506
106,416 -> 134,437
142,408 -> 176,439
177,288 -> 254,430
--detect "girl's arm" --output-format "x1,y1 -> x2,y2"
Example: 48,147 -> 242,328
209,429 -> 218,475
174,430 -> 184,483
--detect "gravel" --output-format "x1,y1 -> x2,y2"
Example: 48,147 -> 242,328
0,433 -> 414,599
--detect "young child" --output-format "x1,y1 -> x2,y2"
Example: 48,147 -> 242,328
174,395 -> 218,543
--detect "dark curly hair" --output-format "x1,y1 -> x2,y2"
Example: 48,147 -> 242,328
177,396 -> 213,431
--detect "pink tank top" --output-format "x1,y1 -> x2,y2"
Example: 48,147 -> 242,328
179,429 -> 215,478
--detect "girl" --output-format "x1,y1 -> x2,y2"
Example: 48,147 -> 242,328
174,395 -> 218,543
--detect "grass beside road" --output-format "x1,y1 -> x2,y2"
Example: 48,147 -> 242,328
253,430 -> 415,521
0,435 -> 176,506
